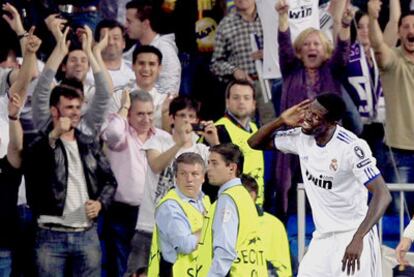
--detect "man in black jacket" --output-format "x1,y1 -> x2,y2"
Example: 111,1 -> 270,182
23,83 -> 117,277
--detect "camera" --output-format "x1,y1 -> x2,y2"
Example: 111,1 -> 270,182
191,123 -> 205,132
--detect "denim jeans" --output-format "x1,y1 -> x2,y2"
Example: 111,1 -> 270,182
0,248 -> 12,277
11,204 -> 36,277
383,148 -> 414,214
35,226 -> 101,277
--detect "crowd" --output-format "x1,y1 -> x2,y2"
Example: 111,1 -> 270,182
1,0 -> 414,276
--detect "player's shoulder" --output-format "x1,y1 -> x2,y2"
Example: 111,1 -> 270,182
333,126 -> 359,145
275,127 -> 302,138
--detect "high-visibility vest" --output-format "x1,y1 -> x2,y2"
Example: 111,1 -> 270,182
147,189 -> 211,277
215,117 -> 265,205
259,212 -> 292,277
197,185 -> 268,277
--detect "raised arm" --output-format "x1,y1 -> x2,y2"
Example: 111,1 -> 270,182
329,0 -> 348,45
368,0 -> 394,68
341,176 -> 391,275
78,26 -> 111,134
2,2 -> 35,85
338,4 -> 354,42
92,28 -> 113,93
146,121 -> 192,174
9,27 -> 41,101
32,27 -> 70,130
7,93 -> 24,168
276,0 -> 289,32
383,0 -> 400,47
248,99 -> 310,150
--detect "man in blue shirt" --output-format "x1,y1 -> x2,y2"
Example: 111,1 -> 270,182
203,143 -> 267,276
150,152 -> 209,276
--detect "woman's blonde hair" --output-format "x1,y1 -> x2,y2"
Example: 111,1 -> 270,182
293,28 -> 333,61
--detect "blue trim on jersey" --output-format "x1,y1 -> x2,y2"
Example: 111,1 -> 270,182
364,167 -> 375,179
337,136 -> 351,144
337,132 -> 353,143
338,131 -> 352,140
364,174 -> 381,187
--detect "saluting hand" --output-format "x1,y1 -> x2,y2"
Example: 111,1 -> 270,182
280,99 -> 311,127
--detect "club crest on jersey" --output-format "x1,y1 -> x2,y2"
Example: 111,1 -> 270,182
329,159 -> 338,171
354,146 -> 365,159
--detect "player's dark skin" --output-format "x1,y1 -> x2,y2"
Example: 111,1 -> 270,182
248,98 -> 392,275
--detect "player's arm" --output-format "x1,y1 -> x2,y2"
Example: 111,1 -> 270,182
248,99 -> 310,150
342,175 -> 391,275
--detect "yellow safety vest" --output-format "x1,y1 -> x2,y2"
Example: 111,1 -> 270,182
215,117 -> 265,205
259,212 -> 292,277
147,189 -> 211,277
197,185 -> 268,277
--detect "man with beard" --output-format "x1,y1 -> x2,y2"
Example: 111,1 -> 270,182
368,0 -> 414,213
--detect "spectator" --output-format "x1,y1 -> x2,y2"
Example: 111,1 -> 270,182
368,0 -> 414,213
124,0 -> 181,95
215,80 -> 265,205
0,93 -> 23,277
125,95 -> 219,275
100,90 -> 156,277
342,0 -> 400,173
210,0 -> 275,125
256,0 -> 320,115
147,153 -> 210,276
85,19 -> 135,114
126,45 -> 171,129
23,84 -> 117,277
197,143 -> 267,276
273,0 -> 353,221
241,174 -> 292,277
0,28 -> 40,276
33,23 -> 111,136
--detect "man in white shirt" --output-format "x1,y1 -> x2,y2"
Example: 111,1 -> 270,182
248,93 -> 391,276
85,19 -> 136,114
124,0 -> 181,95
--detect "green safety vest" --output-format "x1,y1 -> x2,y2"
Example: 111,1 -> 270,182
147,189 -> 211,277
215,117 -> 265,205
197,185 -> 268,277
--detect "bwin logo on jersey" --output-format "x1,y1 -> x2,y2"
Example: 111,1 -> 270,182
289,5 -> 312,19
305,170 -> 333,190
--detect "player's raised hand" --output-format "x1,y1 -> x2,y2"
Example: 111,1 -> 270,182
342,236 -> 363,275
280,99 -> 311,127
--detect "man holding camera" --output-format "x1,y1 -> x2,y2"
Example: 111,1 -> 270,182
125,95 -> 219,275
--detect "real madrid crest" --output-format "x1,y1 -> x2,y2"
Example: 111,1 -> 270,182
329,159 -> 338,171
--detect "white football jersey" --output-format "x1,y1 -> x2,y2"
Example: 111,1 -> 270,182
274,126 -> 380,234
